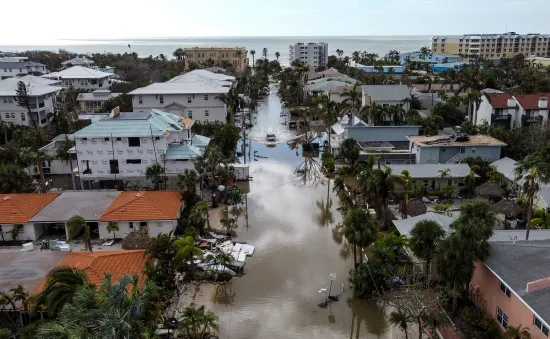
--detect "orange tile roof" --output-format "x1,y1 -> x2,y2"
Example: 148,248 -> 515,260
100,191 -> 182,221
33,250 -> 149,294
0,193 -> 60,224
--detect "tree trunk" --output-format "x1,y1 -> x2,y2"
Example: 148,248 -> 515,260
352,244 -> 357,268
36,157 -> 46,188
452,281 -> 458,314
404,326 -> 409,339
190,254 -> 196,279
526,195 -> 533,240
418,318 -> 422,339
87,238 -> 93,253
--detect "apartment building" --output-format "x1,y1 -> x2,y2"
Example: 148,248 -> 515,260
184,47 -> 248,71
0,57 -> 47,79
77,89 -> 122,112
432,32 -> 550,59
400,52 -> 461,65
42,66 -> 112,90
475,92 -> 550,129
72,109 -> 210,188
289,42 -> 328,69
128,70 -> 234,122
0,75 -> 62,126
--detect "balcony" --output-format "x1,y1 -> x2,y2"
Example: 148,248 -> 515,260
522,114 -> 543,126
491,113 -> 512,129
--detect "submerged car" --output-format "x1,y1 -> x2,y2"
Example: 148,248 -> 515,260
266,133 -> 276,142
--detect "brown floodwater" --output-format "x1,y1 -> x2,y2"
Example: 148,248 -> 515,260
208,90 -> 396,339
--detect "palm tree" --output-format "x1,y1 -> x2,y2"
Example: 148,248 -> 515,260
336,49 -> 344,58
397,170 -> 413,219
388,310 -> 412,339
409,220 -> 445,275
250,50 -> 256,68
343,208 -> 379,267
314,93 -> 339,151
106,221 -> 119,240
173,48 -> 185,61
145,163 -> 166,190
463,165 -> 479,194
372,166 -> 396,227
219,216 -> 237,235
33,266 -> 90,317
438,168 -> 451,179
531,209 -> 550,229
174,236 -> 203,279
66,215 -> 92,252
341,82 -> 365,124
179,305 -> 219,339
504,325 -> 531,339
7,224 -> 22,240
275,52 -> 280,61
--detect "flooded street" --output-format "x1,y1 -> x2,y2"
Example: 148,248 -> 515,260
208,89 -> 395,339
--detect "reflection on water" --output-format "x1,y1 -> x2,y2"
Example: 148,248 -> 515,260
210,90 -> 390,338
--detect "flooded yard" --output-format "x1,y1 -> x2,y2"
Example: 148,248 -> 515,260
200,89 -> 397,338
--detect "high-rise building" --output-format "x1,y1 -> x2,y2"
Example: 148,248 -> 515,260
431,32 -> 550,59
289,42 -> 328,69
183,47 -> 248,71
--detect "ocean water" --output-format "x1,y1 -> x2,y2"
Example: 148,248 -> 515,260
0,36 -> 430,66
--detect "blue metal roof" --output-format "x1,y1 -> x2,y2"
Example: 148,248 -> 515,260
73,109 -> 191,138
164,143 -> 203,160
192,135 -> 211,147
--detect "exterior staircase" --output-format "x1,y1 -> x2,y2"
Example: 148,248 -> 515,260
446,152 -> 462,164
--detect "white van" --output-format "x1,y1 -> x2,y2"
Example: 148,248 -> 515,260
266,128 -> 276,142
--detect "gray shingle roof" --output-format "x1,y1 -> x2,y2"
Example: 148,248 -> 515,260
485,241 -> 550,323
490,157 -> 518,182
381,163 -> 472,179
0,61 -> 45,69
362,85 -> 411,102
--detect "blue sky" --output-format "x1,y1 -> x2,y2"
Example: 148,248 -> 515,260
2,0 -> 550,44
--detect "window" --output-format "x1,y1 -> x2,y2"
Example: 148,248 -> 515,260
159,95 -> 163,104
205,110 -> 209,117
499,281 -> 511,298
188,111 -> 193,119
128,137 -> 140,147
471,147 -> 476,154
116,137 -> 122,141
155,136 -> 160,140
204,95 -> 209,100
109,159 -> 119,174
2,97 -> 6,103
21,113 -> 25,121
534,315 -> 550,336
129,222 -> 133,229
496,307 -> 508,329
459,147 -> 466,154
126,159 -> 141,164
140,222 -> 147,227
188,95 -> 192,103
104,137 -> 110,141
138,96 -> 143,104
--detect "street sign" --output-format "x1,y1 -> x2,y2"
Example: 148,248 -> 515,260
329,272 -> 336,281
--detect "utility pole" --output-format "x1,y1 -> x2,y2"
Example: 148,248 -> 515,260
243,84 -> 248,164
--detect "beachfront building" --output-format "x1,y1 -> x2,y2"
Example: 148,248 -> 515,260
409,134 -> 506,164
400,52 -> 461,65
77,90 -> 122,112
128,70 -> 234,122
72,109 -> 210,189
0,75 -> 62,126
184,47 -> 248,71
42,66 -> 113,91
353,64 -> 405,74
289,42 -> 328,69
61,56 -> 95,68
0,57 -> 48,79
432,32 -> 550,58
475,92 -> 550,129
99,191 -> 182,238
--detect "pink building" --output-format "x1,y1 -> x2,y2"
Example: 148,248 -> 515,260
471,242 -> 550,339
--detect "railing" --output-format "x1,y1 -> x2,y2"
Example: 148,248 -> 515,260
446,153 -> 462,164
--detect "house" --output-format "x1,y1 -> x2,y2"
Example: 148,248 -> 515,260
128,70 -> 235,123
33,250 -> 149,293
333,125 -> 420,164
29,134 -> 75,176
72,109 -> 209,189
77,90 -> 122,112
361,85 -> 411,125
289,42 -> 328,69
353,63 -> 405,74
61,56 -> 95,68
0,76 -> 62,126
0,57 -> 47,79
475,92 -> 550,129
381,163 -> 472,191
324,85 -> 354,104
471,241 -> 550,339
307,77 -> 356,97
400,52 -> 461,65
99,191 -> 182,238
0,193 -> 61,241
408,134 -> 506,164
29,191 -> 122,241
42,66 -> 112,90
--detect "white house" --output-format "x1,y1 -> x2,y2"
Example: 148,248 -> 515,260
72,109 -> 210,188
0,57 -> 48,79
42,66 -> 112,90
33,134 -> 75,175
0,75 -> 62,126
98,191 -> 182,239
475,92 -> 550,129
128,70 -> 234,122
77,89 -> 122,112
289,42 -> 328,69
61,56 -> 94,68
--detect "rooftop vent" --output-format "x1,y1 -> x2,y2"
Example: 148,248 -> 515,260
3,196 -> 9,201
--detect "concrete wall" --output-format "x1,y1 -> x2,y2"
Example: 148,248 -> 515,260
345,126 -> 419,142
131,93 -> 227,122
98,220 -> 176,239
1,223 -> 39,241
471,261 -> 549,339
415,145 -> 502,164
0,65 -> 46,78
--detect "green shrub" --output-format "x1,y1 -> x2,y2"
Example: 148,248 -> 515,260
461,306 -> 502,339
0,329 -> 11,339
321,152 -> 335,173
